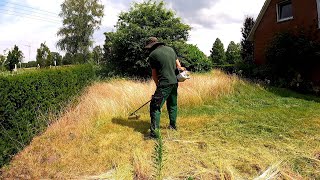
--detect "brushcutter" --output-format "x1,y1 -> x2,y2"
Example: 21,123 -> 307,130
128,99 -> 151,120
128,69 -> 190,120
177,70 -> 190,82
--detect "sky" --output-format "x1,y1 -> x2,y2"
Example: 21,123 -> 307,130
0,0 -> 265,62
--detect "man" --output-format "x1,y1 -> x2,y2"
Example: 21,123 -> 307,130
145,37 -> 184,138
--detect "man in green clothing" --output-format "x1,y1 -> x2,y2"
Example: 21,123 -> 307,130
145,37 -> 185,138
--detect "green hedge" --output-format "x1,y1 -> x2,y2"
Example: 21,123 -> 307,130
0,65 -> 95,167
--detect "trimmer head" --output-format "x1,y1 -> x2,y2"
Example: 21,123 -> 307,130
127,100 -> 151,120
128,113 -> 141,120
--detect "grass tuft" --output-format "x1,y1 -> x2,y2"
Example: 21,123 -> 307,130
152,129 -> 166,180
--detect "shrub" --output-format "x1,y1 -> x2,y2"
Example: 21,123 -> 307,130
170,41 -> 212,72
264,30 -> 320,92
0,64 -> 95,166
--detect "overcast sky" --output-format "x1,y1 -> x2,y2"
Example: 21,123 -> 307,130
0,0 -> 265,62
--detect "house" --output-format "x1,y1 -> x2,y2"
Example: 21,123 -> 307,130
248,0 -> 320,83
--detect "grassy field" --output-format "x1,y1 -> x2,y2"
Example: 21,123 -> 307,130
1,70 -> 319,179
0,68 -> 39,77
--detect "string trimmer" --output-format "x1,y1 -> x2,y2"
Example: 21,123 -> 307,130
128,99 -> 151,120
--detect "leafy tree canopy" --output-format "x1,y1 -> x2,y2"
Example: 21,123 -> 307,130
6,45 -> 23,71
91,46 -> 103,65
57,0 -> 104,61
103,0 -> 191,77
62,52 -> 84,65
170,41 -> 212,72
0,54 -> 5,65
226,41 -> 241,64
36,42 -> 53,68
25,61 -> 37,68
52,52 -> 63,66
0,54 -> 6,71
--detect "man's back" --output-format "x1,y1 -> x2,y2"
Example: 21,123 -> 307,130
149,46 -> 178,86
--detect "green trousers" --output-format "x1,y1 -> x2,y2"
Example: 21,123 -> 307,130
150,84 -> 178,136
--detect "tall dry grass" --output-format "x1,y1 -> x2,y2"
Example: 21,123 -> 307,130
1,70 -> 237,179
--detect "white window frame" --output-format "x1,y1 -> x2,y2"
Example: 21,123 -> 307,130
317,0 -> 320,28
277,0 -> 294,22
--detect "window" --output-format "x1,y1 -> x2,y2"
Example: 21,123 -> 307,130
277,1 -> 293,22
317,0 -> 320,28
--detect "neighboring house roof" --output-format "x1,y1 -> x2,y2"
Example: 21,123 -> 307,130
248,0 -> 272,41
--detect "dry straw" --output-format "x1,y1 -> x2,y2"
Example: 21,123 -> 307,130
1,70 -> 238,179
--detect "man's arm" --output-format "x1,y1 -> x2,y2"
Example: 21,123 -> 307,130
152,68 -> 159,85
176,59 -> 185,71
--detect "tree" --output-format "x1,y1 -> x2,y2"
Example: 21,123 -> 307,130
0,54 -> 6,71
57,0 -> 104,63
92,46 -> 103,64
103,0 -> 191,77
62,53 -> 74,65
226,41 -> 241,64
6,45 -> 23,71
170,41 -> 211,72
51,52 -> 63,66
0,55 -> 5,64
210,38 -> 226,65
25,61 -> 37,68
36,43 -> 53,68
241,16 -> 255,63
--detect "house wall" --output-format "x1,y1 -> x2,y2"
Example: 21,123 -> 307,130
254,0 -> 320,65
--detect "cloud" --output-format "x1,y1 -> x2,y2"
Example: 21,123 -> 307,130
164,0 -> 265,54
0,0 -> 122,62
0,0 -> 62,62
93,0 -> 129,47
165,0 -> 221,28
166,0 -> 263,29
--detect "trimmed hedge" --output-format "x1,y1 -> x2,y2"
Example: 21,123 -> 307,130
0,65 -> 95,167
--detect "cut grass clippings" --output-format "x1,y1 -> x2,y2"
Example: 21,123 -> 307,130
1,70 -> 320,179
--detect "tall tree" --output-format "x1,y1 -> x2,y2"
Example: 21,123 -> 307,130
226,41 -> 241,64
36,43 -> 53,68
51,52 -> 63,66
62,53 -> 73,65
92,45 -> 103,64
0,54 -> 5,66
103,0 -> 191,77
210,38 -> 226,65
26,61 -> 37,68
57,0 -> 104,63
6,45 -> 23,71
0,54 -> 6,71
241,16 -> 255,63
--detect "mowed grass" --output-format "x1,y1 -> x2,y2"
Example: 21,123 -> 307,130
1,70 -> 320,179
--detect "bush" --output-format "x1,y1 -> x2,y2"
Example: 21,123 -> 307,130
264,30 -> 320,92
0,64 -> 95,166
21,61 -> 38,68
170,41 -> 212,72
212,64 -> 237,74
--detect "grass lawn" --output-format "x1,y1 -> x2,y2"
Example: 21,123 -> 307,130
177,82 -> 320,179
1,71 -> 319,179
